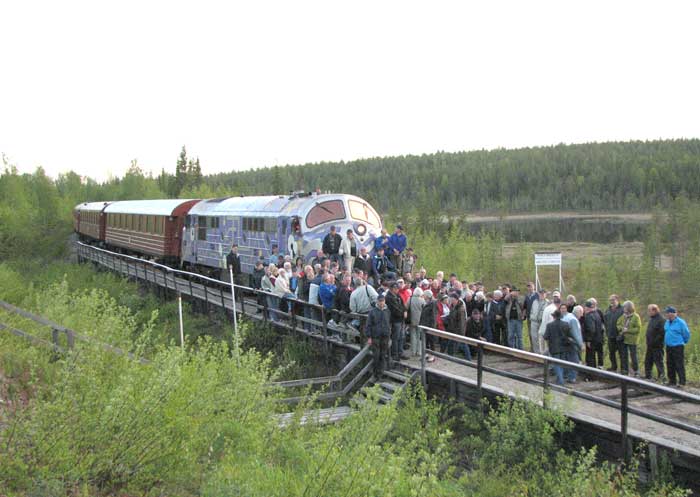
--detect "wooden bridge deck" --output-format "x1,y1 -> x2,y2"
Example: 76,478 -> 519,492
401,354 -> 700,458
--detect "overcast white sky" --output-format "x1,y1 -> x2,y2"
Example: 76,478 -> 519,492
1,0 -> 699,181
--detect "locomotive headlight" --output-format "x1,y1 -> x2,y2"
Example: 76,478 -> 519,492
356,224 -> 366,236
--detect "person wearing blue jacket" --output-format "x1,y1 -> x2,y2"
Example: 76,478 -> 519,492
319,274 -> 338,312
374,228 -> 391,254
388,224 -> 407,270
663,306 -> 691,387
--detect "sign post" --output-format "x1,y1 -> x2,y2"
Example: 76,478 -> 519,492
534,252 -> 565,293
229,267 -> 240,363
178,293 -> 185,349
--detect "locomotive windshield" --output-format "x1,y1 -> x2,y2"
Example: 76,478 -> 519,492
306,200 -> 346,228
348,199 -> 381,227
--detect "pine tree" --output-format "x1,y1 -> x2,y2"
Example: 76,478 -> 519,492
174,146 -> 188,196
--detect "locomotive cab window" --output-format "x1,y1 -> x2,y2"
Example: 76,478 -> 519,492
348,200 -> 381,228
305,200 -> 346,229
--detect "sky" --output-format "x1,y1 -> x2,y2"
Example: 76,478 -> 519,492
1,0 -> 699,181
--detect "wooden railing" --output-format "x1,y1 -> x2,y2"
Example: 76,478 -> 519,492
419,325 -> 700,461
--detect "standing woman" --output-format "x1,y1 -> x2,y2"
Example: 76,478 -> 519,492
617,301 -> 641,376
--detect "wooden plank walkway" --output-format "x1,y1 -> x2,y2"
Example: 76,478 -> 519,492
276,406 -> 355,427
400,354 -> 700,458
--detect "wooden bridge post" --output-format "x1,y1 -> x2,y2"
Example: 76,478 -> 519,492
621,380 -> 630,463
477,344 -> 484,407
420,328 -> 427,390
542,359 -> 550,409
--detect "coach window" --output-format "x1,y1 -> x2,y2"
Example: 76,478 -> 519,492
306,200 -> 346,229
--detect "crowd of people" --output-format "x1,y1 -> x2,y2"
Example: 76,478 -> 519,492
227,224 -> 692,387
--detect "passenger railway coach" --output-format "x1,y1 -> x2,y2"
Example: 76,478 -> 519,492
74,192 -> 383,276
103,199 -> 199,262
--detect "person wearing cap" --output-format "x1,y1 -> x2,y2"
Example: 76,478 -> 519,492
339,228 -> 358,273
408,286 -> 425,357
505,287 -> 526,350
644,304 -> 666,382
604,295 -> 625,372
386,281 -> 409,361
538,291 -> 561,354
322,226 -> 343,264
388,224 -> 407,271
366,294 -> 391,376
529,289 -> 549,354
664,306 -> 691,387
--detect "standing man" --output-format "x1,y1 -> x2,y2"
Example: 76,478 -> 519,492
268,244 -> 281,266
322,225 -> 342,264
505,287 -> 526,349
353,246 -> 371,275
644,304 -> 666,382
491,290 -> 507,346
339,229 -> 358,272
226,244 -> 243,286
543,310 -> 575,385
664,306 -> 691,387
529,288 -> 548,354
583,300 -> 605,370
366,294 -> 391,376
524,282 -> 539,349
386,282 -> 409,362
374,228 -> 390,254
604,295 -> 625,372
538,291 -> 561,354
388,224 -> 407,271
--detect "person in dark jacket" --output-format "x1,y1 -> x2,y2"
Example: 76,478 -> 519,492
249,259 -> 266,314
644,304 -> 666,381
604,295 -> 625,372
419,290 -> 438,358
370,246 -> 395,285
366,294 -> 391,376
226,244 -> 243,284
385,282 -> 408,361
583,300 -> 604,370
322,226 -> 342,263
543,310 -> 575,385
334,274 -> 354,322
465,308 -> 485,359
447,292 -> 467,358
491,290 -> 507,346
353,246 -> 372,275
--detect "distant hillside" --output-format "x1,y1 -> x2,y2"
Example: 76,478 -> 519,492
205,139 -> 700,215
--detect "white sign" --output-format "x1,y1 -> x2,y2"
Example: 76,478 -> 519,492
534,253 -> 562,266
